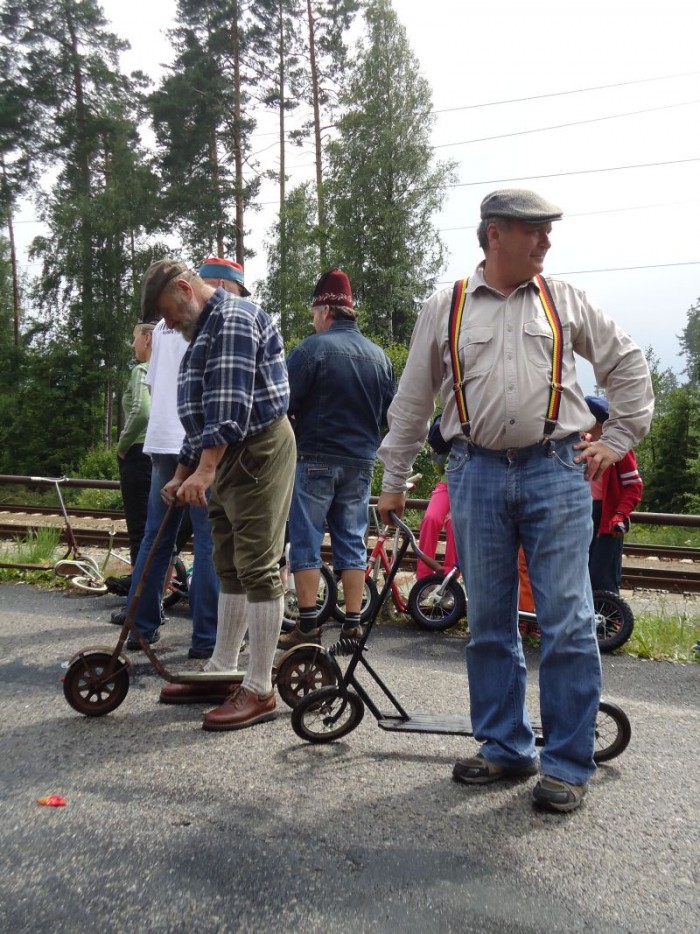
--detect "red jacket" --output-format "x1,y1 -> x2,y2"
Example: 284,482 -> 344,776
594,449 -> 643,536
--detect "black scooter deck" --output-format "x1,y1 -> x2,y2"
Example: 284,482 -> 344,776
378,712 -> 473,736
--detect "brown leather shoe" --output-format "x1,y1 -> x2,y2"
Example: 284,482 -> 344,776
159,681 -> 239,705
202,685 -> 277,731
277,624 -> 321,649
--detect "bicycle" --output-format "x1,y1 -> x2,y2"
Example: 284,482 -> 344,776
411,562 -> 635,651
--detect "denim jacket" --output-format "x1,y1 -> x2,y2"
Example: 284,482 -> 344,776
288,320 -> 395,469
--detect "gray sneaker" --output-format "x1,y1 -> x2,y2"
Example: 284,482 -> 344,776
532,776 -> 587,812
453,753 -> 539,785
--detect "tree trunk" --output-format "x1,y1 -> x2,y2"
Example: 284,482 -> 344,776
1,155 -> 21,347
231,2 -> 245,264
278,0 -> 288,329
306,0 -> 327,267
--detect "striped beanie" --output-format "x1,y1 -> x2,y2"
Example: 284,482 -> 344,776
198,257 -> 250,297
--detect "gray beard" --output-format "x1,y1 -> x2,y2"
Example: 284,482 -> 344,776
179,320 -> 197,342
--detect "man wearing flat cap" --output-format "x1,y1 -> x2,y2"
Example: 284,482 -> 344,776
140,258 -> 296,731
377,189 -> 654,813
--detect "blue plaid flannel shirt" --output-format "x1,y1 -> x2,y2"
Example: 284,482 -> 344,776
177,288 -> 289,468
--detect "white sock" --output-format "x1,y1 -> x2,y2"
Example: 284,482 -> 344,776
242,595 -> 283,696
204,592 -> 248,673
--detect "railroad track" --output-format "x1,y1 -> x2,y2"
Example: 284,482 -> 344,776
3,510 -> 700,592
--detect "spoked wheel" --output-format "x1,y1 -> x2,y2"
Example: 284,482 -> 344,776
407,574 -> 467,631
275,646 -> 337,708
291,686 -> 365,743
593,701 -> 631,763
63,651 -> 130,716
72,575 -> 109,595
593,591 -> 635,652
283,564 -> 337,627
162,557 -> 189,609
331,575 -> 380,623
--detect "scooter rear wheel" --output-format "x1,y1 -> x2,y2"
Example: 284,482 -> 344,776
593,591 -> 634,652
162,557 -> 189,608
63,651 -> 130,716
275,646 -> 337,708
291,686 -> 364,743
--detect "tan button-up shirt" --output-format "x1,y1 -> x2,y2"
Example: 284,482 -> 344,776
378,265 -> 654,492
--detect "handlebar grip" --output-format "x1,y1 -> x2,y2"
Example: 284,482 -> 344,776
388,511 -> 443,573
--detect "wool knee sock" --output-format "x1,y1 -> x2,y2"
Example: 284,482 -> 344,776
242,595 -> 284,696
204,591 -> 248,673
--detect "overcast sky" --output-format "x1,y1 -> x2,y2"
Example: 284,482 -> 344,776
16,0 -> 700,385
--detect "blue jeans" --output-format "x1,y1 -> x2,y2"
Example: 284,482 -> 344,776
124,455 -> 219,651
447,434 -> 602,786
289,459 -> 372,572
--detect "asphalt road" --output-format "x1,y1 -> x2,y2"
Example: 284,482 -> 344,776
1,583 -> 698,933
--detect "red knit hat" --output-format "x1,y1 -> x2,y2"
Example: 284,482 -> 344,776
311,269 -> 353,310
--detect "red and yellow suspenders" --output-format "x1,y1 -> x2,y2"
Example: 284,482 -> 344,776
447,275 -> 564,444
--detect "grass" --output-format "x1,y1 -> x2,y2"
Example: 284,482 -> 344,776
620,612 -> 700,663
0,527 -> 63,586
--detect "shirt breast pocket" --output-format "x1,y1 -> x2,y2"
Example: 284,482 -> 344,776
523,319 -> 571,369
458,326 -> 494,377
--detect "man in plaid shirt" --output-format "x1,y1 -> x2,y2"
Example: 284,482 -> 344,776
142,259 -> 296,732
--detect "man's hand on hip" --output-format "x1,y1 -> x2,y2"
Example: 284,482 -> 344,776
573,438 -> 620,482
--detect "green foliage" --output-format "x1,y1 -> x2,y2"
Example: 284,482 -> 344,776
0,526 -> 61,584
636,386 -> 699,513
326,0 -> 456,343
678,295 -> 700,387
621,611 -> 700,663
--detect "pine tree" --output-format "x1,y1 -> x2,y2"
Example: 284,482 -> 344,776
326,0 -> 456,344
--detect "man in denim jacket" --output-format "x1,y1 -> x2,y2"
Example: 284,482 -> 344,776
279,269 -> 395,647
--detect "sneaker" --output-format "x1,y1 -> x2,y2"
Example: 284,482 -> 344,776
532,776 -> 587,813
110,606 -> 166,626
452,753 -> 539,785
104,575 -> 132,597
126,629 -> 160,651
277,624 -> 321,649
202,685 -> 277,731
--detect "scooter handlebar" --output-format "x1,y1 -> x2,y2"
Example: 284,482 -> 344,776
388,511 -> 443,574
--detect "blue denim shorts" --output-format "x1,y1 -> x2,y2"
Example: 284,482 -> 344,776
289,460 -> 372,572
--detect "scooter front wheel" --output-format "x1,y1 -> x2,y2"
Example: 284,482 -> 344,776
72,575 -> 109,595
291,686 -> 364,743
63,651 -> 130,716
593,701 -> 631,763
407,574 -> 466,631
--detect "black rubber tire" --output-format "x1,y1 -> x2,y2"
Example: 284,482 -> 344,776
63,651 -> 130,716
275,646 -> 337,708
162,557 -> 189,609
593,590 -> 634,652
593,700 -> 632,762
331,574 -> 380,623
407,574 -> 467,631
291,686 -> 365,743
283,563 -> 336,626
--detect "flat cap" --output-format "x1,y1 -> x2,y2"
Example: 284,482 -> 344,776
141,259 -> 189,322
480,189 -> 563,223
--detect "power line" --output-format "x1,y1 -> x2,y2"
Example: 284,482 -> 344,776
435,260 -> 700,285
438,199 -> 700,232
441,156 -> 700,190
432,70 -> 700,115
433,100 -> 700,149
